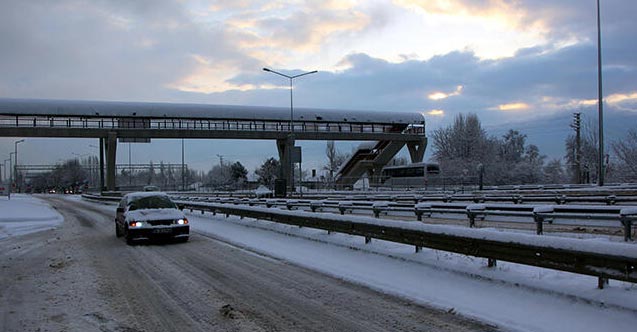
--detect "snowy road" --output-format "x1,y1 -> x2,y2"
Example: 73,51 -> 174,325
0,196 -> 496,332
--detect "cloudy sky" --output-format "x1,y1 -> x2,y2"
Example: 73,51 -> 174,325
1,0 -> 636,176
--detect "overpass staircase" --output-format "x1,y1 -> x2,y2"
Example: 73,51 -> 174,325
335,140 -> 406,188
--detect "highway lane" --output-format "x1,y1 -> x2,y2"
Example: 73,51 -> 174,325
0,196 -> 498,332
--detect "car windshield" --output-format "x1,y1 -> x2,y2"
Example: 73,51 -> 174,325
128,195 -> 176,211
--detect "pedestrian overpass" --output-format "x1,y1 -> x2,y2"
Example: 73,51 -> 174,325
0,98 -> 427,192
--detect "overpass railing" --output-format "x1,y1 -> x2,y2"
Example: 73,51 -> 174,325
0,114 -> 424,135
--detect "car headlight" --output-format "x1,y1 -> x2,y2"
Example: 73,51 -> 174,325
129,221 -> 143,228
176,218 -> 188,225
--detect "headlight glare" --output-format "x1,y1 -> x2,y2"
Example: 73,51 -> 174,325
176,218 -> 188,225
129,221 -> 143,228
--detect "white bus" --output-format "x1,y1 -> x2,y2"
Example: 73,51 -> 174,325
381,162 -> 441,188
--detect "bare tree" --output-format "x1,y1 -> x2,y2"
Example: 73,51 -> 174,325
543,159 -> 567,184
565,119 -> 600,183
611,129 -> 637,181
323,141 -> 347,181
432,113 -> 497,181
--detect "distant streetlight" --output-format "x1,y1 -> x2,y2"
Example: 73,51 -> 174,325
263,67 -> 317,192
14,140 -> 24,192
9,152 -> 15,191
4,159 -> 11,182
596,0 -> 605,186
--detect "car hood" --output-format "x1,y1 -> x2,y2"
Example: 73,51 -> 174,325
125,208 -> 185,222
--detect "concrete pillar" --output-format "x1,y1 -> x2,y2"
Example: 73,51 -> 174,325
99,138 -> 105,192
407,138 -> 427,163
105,132 -> 117,191
276,135 -> 294,191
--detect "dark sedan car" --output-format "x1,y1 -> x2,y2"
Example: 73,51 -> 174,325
115,192 -> 189,244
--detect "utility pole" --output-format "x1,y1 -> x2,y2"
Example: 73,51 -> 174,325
571,112 -> 582,183
216,154 -> 224,185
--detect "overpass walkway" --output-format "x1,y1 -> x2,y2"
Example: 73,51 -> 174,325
0,98 -> 427,192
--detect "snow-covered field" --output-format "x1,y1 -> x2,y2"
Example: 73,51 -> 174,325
4,194 -> 637,332
0,194 -> 63,239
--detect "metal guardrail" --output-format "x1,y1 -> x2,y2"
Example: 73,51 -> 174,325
174,200 -> 637,288
172,196 -> 635,241
82,193 -> 637,288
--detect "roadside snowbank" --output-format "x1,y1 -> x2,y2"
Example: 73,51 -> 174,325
0,194 -> 64,239
185,211 -> 637,332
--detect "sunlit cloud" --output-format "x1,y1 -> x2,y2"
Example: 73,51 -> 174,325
168,54 -> 272,93
606,92 -> 637,104
496,102 -> 530,111
391,0 -> 548,59
428,109 -> 445,116
428,85 -> 463,100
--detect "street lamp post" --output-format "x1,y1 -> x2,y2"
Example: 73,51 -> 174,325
596,0 -> 605,186
9,152 -> 15,192
14,139 -> 25,192
3,159 -> 10,183
181,139 -> 185,191
263,67 -> 317,193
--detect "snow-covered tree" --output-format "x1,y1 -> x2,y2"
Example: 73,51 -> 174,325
255,158 -> 279,187
611,129 -> 637,182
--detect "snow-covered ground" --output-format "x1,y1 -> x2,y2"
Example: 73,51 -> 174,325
4,194 -> 637,332
0,194 -> 63,239
184,209 -> 637,332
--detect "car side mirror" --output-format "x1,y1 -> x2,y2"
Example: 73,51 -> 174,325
116,207 -> 125,214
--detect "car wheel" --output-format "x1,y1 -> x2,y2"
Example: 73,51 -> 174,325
115,222 -> 122,237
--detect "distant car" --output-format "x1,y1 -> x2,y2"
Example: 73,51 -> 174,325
115,192 -> 189,244
143,185 -> 160,192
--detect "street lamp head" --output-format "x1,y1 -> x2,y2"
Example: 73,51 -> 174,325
16,139 -> 25,144
263,67 -> 271,72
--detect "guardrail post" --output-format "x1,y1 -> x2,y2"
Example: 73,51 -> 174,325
488,258 -> 497,267
555,195 -> 566,205
606,195 -> 617,206
512,195 -> 523,204
338,201 -> 352,215
372,202 -> 389,218
415,246 -> 422,253
619,208 -> 637,241
365,236 -> 371,244
598,276 -> 609,289
466,204 -> 486,228
310,201 -> 324,213
533,206 -> 554,235
415,203 -> 432,222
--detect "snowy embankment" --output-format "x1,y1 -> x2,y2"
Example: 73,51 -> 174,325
0,194 -> 63,239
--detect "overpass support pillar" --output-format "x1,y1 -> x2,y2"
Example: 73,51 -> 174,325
407,138 -> 427,163
276,136 -> 294,192
105,132 -> 118,191
99,138 -> 105,191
